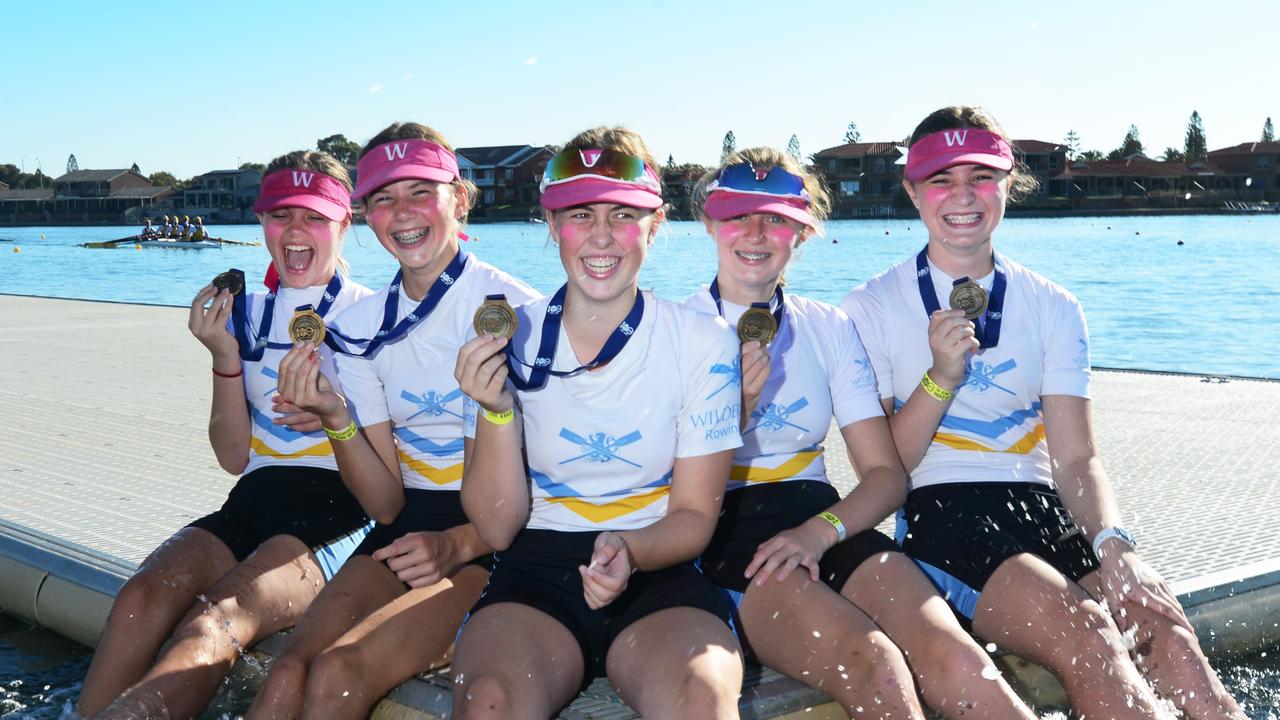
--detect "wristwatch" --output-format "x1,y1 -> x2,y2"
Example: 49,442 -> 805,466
1092,526 -> 1138,556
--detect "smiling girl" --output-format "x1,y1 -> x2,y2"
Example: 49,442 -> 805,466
82,150 -> 374,719
844,105 -> 1244,719
248,123 -> 538,718
452,127 -> 744,720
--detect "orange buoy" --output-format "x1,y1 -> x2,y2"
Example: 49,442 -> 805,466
12,246 -> 19,253
135,244 -> 142,249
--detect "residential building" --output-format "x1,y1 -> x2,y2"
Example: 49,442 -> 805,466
456,145 -> 554,213
1206,142 -> 1280,200
50,169 -> 172,222
1055,156 -> 1229,209
0,187 -> 54,224
661,164 -> 712,219
1013,140 -> 1069,196
811,142 -> 907,218
182,168 -> 262,222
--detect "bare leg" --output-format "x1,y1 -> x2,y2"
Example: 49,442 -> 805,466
78,528 -> 236,716
606,607 -> 742,720
1078,572 -> 1246,719
245,555 -> 405,720
93,535 -> 326,720
972,554 -> 1169,720
738,571 -> 925,718
299,564 -> 489,719
844,552 -> 1036,719
451,603 -> 584,720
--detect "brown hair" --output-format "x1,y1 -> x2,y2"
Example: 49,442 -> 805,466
692,146 -> 831,234
358,122 -> 479,223
908,106 -> 1039,202
262,149 -> 351,274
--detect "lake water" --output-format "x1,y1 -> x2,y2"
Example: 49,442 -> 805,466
1,214 -> 1278,379
2,215 -> 1279,718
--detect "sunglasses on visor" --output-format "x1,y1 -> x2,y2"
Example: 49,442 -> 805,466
540,148 -> 659,192
708,163 -> 810,199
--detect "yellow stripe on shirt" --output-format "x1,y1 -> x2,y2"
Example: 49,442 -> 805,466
398,450 -> 464,486
730,448 -> 822,485
250,436 -> 332,459
931,424 -> 1046,454
544,486 -> 671,524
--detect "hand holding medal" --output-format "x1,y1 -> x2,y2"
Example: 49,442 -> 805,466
473,294 -> 517,339
737,303 -> 778,346
948,277 -> 988,321
211,268 -> 245,296
289,305 -> 327,345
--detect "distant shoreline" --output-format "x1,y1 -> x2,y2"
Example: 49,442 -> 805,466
3,206 -> 1277,228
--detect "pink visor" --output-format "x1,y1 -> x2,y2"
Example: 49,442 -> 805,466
904,129 -> 1014,182
540,175 -> 663,210
703,190 -> 814,227
352,140 -> 460,200
253,169 -> 352,221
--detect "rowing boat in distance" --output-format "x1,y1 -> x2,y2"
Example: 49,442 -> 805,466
81,236 -> 259,249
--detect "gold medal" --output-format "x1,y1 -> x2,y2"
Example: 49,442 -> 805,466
473,296 -> 518,339
212,268 -> 245,296
289,306 -> 326,345
737,304 -> 778,346
949,280 -> 988,321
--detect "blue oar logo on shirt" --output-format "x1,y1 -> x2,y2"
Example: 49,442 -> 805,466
402,388 -> 464,420
745,397 -> 811,434
558,428 -> 642,468
962,359 -> 1017,395
705,357 -> 741,400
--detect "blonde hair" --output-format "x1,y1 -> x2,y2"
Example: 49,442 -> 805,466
358,122 -> 478,224
692,146 -> 831,234
262,149 -> 352,275
908,106 -> 1039,202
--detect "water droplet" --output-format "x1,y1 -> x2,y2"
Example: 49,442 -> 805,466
981,665 -> 1001,680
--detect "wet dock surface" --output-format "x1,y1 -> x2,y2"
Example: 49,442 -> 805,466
2,294 -> 1278,718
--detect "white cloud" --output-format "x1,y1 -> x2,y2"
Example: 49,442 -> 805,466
524,57 -> 537,66
403,73 -> 414,81
369,84 -> 383,94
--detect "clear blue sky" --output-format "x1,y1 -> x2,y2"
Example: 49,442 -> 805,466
4,0 -> 1276,179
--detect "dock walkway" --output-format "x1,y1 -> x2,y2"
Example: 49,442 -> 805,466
1,294 -> 1278,718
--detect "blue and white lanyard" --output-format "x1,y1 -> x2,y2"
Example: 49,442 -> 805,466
914,247 -> 1006,349
505,283 -> 645,391
232,273 -> 344,361
324,251 -> 469,358
708,277 -> 785,338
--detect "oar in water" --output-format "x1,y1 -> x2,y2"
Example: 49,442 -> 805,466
81,234 -> 149,248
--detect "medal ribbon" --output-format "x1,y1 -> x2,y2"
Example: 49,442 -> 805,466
233,272 -> 344,361
708,277 -> 785,338
324,251 -> 469,357
504,283 -> 645,391
914,247 -> 1006,349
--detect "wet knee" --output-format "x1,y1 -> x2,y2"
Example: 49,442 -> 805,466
667,670 -> 738,719
1061,600 -> 1131,665
305,646 -> 367,704
171,608 -> 243,667
454,674 -> 515,720
834,630 -> 913,698
260,652 -> 310,700
112,571 -> 184,624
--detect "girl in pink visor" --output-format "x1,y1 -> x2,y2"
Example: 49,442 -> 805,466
844,106 -> 1245,719
453,126 -> 745,719
252,123 -> 538,718
82,150 -> 375,719
687,146 -> 1037,719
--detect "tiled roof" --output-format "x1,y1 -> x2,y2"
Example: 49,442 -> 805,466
813,142 -> 903,159
0,188 -> 54,201
1014,139 -> 1066,153
457,145 -> 550,167
1062,157 -> 1223,178
1208,141 -> 1280,155
53,169 -> 137,183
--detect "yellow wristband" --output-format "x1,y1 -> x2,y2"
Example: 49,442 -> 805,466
818,511 -> 847,543
323,419 -> 358,442
481,407 -> 515,426
920,371 -> 955,402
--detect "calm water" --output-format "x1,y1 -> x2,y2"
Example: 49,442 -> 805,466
2,215 -> 1279,717
1,215 -> 1278,379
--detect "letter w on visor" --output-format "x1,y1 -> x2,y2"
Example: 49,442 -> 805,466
540,148 -> 660,193
707,163 -> 811,200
